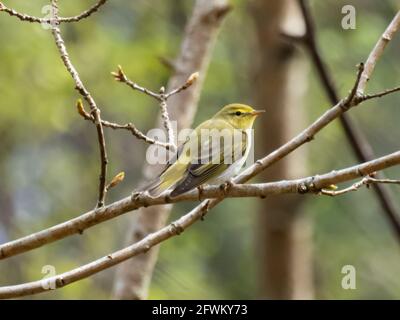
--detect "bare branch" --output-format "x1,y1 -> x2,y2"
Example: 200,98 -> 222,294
112,0 -> 232,299
1,150 -> 400,298
112,66 -> 199,152
105,172 -> 125,192
159,58 -> 400,225
357,10 -> 400,95
158,55 -> 179,72
56,0 -> 108,23
0,0 -> 108,24
106,122 -> 171,149
76,100 -> 171,148
367,177 -> 400,185
50,1 -> 108,208
358,85 -> 400,102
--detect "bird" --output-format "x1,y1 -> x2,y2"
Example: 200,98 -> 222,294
144,103 -> 264,197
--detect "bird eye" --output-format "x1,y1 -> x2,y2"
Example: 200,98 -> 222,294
235,111 -> 242,116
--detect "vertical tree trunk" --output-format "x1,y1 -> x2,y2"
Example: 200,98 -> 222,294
250,0 -> 314,299
112,0 -> 230,299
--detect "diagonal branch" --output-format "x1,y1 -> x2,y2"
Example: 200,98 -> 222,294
0,0 -> 108,24
0,0 -> 399,300
320,175 -> 400,196
295,0 -> 400,241
111,65 -> 161,101
50,1 -> 108,208
1,150 -> 400,298
111,0 -> 232,299
359,85 -> 400,102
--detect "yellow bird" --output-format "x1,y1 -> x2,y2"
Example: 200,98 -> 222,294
146,104 -> 264,197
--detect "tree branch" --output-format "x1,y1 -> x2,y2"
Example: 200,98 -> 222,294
112,66 -> 199,152
320,175 -> 400,196
1,0 -> 400,300
50,0 -> 108,208
1,64 -> 399,261
359,85 -> 400,102
1,150 -> 400,298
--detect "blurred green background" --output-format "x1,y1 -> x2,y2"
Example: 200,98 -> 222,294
0,0 -> 400,299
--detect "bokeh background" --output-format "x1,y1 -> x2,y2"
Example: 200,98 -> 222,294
0,0 -> 400,299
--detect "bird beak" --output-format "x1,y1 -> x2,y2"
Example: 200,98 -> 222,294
251,110 -> 265,116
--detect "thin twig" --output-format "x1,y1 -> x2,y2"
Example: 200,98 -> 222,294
0,0 -> 108,24
357,11 -> 400,95
180,64 -> 374,222
112,0 -> 231,299
158,55 -> 178,72
50,1 -> 108,208
359,85 -> 400,102
367,177 -> 400,184
0,0 -> 400,299
77,100 -> 171,148
1,64 -> 400,261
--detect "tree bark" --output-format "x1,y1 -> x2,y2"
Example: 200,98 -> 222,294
250,0 -> 314,299
112,0 -> 230,299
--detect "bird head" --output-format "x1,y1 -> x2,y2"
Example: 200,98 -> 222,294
213,103 -> 265,129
